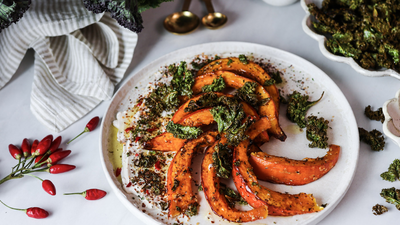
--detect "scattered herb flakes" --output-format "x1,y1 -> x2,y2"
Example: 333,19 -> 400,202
381,159 -> 400,182
372,204 -> 388,215
359,127 -> 385,151
238,54 -> 248,64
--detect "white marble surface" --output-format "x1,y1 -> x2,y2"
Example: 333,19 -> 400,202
0,0 -> 399,224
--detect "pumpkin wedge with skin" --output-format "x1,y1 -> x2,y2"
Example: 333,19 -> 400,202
232,140 -> 324,216
249,144 -> 340,185
167,131 -> 219,218
201,139 -> 269,223
192,71 -> 286,141
197,57 -> 280,112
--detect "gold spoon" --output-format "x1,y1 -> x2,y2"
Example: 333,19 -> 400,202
201,0 -> 227,30
164,0 -> 200,35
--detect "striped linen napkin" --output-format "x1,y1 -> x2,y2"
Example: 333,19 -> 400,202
0,0 -> 137,132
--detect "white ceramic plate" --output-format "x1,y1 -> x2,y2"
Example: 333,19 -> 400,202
300,0 -> 400,80
99,42 -> 359,225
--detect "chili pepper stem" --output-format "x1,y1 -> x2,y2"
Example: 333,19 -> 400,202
63,192 -> 85,196
0,174 -> 24,185
67,128 -> 89,144
0,200 -> 26,212
25,174 -> 43,182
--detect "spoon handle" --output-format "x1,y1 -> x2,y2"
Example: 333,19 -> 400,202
203,0 -> 215,13
182,0 -> 192,11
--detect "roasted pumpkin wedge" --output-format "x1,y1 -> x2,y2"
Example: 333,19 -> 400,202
232,140 -> 324,216
167,131 -> 219,218
192,71 -> 286,141
197,57 -> 280,112
249,144 -> 340,186
201,139 -> 269,223
177,107 -> 215,127
143,132 -> 186,151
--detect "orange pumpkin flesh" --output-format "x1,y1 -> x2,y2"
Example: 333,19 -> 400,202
249,145 -> 341,186
201,139 -> 268,222
192,72 -> 286,141
167,131 -> 219,218
196,57 -> 280,113
233,140 -> 324,216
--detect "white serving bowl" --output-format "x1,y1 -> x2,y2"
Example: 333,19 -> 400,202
262,0 -> 298,6
300,0 -> 400,79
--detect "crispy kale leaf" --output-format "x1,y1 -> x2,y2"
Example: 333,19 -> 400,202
166,121 -> 202,139
287,91 -> 324,128
359,127 -> 385,151
83,0 -> 172,33
380,187 -> 400,210
269,71 -> 283,84
372,204 -> 388,216
306,116 -> 329,149
170,61 -> 195,97
238,54 -> 248,64
201,75 -> 226,93
0,0 -> 31,32
380,159 -> 400,182
224,116 -> 255,147
365,105 -> 385,123
212,143 -> 233,179
219,183 -> 248,208
235,82 -> 259,108
184,92 -> 239,113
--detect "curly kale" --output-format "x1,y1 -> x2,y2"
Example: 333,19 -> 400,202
365,105 -> 385,123
0,0 -> 31,32
219,183 -> 248,208
235,82 -> 259,108
269,71 -> 283,84
238,54 -> 248,64
380,187 -> 400,210
306,116 -> 329,149
224,116 -> 255,147
166,121 -> 202,139
83,0 -> 172,33
359,127 -> 385,151
381,159 -> 400,182
372,204 -> 388,216
201,76 -> 226,93
184,92 -> 239,113
170,61 -> 195,97
287,91 -> 324,128
212,143 -> 233,179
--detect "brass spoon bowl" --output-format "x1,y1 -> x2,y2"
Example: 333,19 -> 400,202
201,0 -> 227,30
164,0 -> 200,35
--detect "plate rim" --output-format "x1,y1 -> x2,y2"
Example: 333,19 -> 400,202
99,41 -> 360,225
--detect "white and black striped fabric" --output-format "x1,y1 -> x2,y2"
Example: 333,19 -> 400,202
0,0 -> 138,132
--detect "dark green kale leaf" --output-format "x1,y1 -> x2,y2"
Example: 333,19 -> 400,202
359,127 -> 385,151
270,71 -> 283,84
306,116 -> 329,149
201,76 -> 226,93
185,93 -> 239,113
364,105 -> 385,123
0,0 -> 31,32
235,82 -> 259,108
212,143 -> 233,179
380,159 -> 400,182
225,116 -> 255,147
238,54 -> 248,64
380,187 -> 400,210
210,105 -> 244,133
166,121 -> 203,139
327,39 -> 362,59
170,61 -> 195,97
287,91 -> 324,128
219,183 -> 248,208
372,204 -> 388,215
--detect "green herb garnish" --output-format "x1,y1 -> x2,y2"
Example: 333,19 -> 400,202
201,76 -> 226,93
212,143 -> 233,179
306,116 -> 329,149
287,91 -> 324,128
166,121 -> 203,139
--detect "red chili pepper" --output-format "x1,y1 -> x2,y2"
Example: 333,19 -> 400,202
147,128 -> 156,132
34,135 -> 53,156
48,136 -> 62,153
47,150 -> 71,165
135,136 -> 141,142
35,155 -> 48,166
21,138 -> 31,158
67,116 -> 100,144
146,189 -> 150,195
136,101 -> 142,107
126,182 -> 132,188
115,168 -> 121,177
64,188 -> 106,200
0,200 -> 49,219
42,180 -> 56,196
154,161 -> 161,171
30,139 -> 39,156
125,127 -> 133,133
8,144 -> 22,160
47,164 -> 76,174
